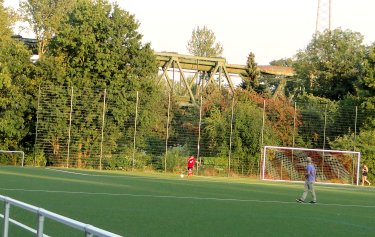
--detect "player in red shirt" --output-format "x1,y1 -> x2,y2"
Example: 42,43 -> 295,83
187,155 -> 200,177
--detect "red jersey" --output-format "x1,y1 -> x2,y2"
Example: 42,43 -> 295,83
187,156 -> 196,168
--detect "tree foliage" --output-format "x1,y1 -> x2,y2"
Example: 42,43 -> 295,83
240,52 -> 260,92
294,28 -> 366,100
270,57 -> 294,67
19,0 -> 76,57
36,0 -> 164,166
359,43 -> 375,128
0,0 -> 16,37
0,1 -> 35,151
361,43 -> 375,96
186,26 -> 223,57
330,129 -> 375,181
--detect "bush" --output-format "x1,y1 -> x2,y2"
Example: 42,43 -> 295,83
24,150 -> 47,167
161,146 -> 189,172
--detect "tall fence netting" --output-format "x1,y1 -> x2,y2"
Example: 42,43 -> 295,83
34,85 -> 374,178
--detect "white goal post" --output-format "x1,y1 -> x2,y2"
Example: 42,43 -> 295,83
262,146 -> 361,185
0,150 -> 25,167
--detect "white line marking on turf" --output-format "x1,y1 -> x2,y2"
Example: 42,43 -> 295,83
45,168 -> 115,177
45,168 -> 162,180
1,187 -> 375,208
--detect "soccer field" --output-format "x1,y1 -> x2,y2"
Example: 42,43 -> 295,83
0,166 -> 374,237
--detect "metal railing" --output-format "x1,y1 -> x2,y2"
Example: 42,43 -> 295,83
0,195 -> 122,237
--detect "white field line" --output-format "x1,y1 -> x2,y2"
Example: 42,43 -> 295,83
1,187 -> 375,209
45,168 -> 122,177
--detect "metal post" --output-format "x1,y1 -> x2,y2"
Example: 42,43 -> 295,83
37,210 -> 45,237
197,96 -> 203,173
291,102 -> 297,178
132,91 -> 139,171
99,89 -> 107,170
165,93 -> 171,173
259,100 -> 266,178
196,59 -> 200,96
354,106 -> 358,151
356,153 -> 361,186
353,106 -> 358,185
85,230 -> 94,237
66,87 -> 74,168
172,61 -> 175,93
315,0 -> 320,33
329,0 -> 332,31
228,96 -> 235,177
3,201 -> 10,237
34,84 -> 41,166
322,103 -> 328,178
21,152 -> 25,167
219,66 -> 222,89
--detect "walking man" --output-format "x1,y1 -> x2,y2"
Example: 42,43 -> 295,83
296,157 -> 317,204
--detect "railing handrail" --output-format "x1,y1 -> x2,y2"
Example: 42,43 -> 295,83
0,195 -> 122,237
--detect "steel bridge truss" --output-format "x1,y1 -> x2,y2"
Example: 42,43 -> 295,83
156,52 -> 294,104
156,52 -> 237,104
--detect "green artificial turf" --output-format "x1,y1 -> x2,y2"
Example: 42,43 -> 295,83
0,166 -> 374,237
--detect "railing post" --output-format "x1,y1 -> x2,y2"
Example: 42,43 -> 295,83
85,224 -> 94,237
37,208 -> 45,237
3,200 -> 10,237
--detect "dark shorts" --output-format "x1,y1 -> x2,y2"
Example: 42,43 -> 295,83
362,172 -> 367,177
188,167 -> 193,171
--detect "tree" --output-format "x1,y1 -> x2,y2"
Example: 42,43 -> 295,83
201,88 -> 296,175
269,57 -> 294,67
240,52 -> 260,92
186,26 -> 223,57
0,1 -> 35,152
294,28 -> 366,100
37,0 -> 165,167
330,129 -> 375,182
0,0 -> 15,37
361,43 -> 375,96
359,43 -> 375,124
19,0 -> 76,57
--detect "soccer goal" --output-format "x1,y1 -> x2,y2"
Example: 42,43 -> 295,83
0,150 -> 25,167
262,146 -> 361,185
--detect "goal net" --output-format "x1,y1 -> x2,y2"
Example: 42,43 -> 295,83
0,150 -> 25,166
262,146 -> 361,185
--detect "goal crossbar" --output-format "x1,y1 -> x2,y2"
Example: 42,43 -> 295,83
261,146 -> 361,185
0,150 -> 25,167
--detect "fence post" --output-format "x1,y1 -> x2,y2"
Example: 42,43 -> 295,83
132,91 -> 139,171
291,102 -> 297,171
3,200 -> 10,237
164,93 -> 171,173
259,100 -> 266,178
321,103 -> 328,178
354,106 -> 358,151
353,106 -> 358,185
66,86 -> 74,168
100,89 -> 107,170
197,96 -> 203,174
228,96 -> 235,177
34,84 -> 41,167
37,209 -> 45,237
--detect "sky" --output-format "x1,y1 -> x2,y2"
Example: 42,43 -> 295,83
4,0 -> 375,65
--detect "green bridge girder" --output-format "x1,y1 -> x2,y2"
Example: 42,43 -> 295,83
155,52 -> 294,104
